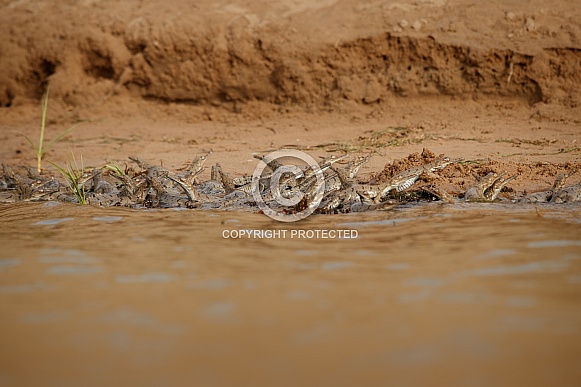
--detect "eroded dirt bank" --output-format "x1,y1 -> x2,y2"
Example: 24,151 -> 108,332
1,0 -> 580,110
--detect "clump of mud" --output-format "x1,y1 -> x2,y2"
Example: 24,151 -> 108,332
371,148 -> 437,184
365,148 -> 581,200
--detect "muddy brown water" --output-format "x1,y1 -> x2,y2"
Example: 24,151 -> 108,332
1,201 -> 580,386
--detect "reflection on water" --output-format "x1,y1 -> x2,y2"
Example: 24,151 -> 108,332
92,216 -> 123,222
528,240 -> 581,248
0,201 -> 580,386
34,217 -> 74,225
0,258 -> 21,268
116,272 -> 175,284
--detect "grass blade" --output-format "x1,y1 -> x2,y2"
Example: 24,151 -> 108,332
45,121 -> 84,151
13,131 -> 37,150
37,87 -> 50,172
104,163 -> 125,176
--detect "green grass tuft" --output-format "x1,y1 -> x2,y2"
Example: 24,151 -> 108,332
17,87 -> 83,173
50,152 -> 88,205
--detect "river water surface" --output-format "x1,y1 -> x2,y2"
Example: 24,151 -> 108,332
1,202 -> 580,386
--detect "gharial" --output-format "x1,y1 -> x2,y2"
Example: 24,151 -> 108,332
1,151 -> 580,213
